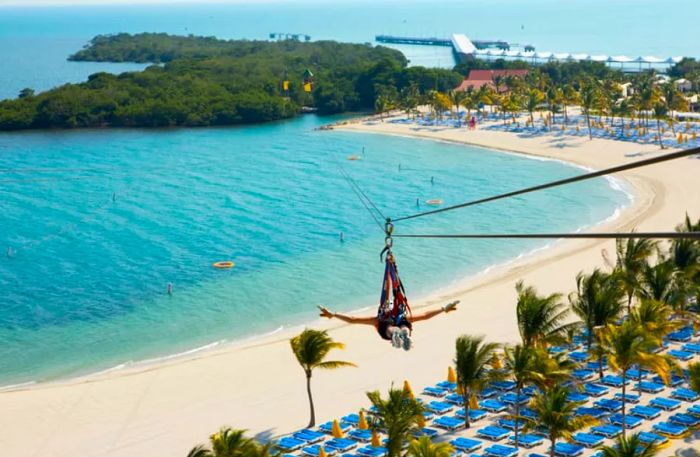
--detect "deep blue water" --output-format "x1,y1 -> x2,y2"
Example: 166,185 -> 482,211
0,0 -> 659,385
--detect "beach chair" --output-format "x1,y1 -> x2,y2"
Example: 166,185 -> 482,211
590,424 -> 623,439
593,398 -> 623,412
294,430 -> 326,444
668,349 -> 694,361
567,392 -> 589,403
450,437 -> 483,453
613,393 -> 640,404
688,404 -> 700,416
278,437 -> 306,451
636,381 -> 664,393
519,408 -> 538,420
445,393 -> 463,405
571,433 -> 604,448
608,413 -> 642,429
682,342 -> 700,354
508,434 -> 543,448
571,369 -> 595,381
583,383 -> 609,397
653,374 -> 684,387
574,407 -> 607,419
423,411 -> 434,422
552,442 -> 584,457
477,425 -> 511,442
599,375 -> 627,388
671,388 -> 700,402
426,401 -> 454,415
357,446 -> 386,457
325,439 -> 358,453
522,386 -> 539,396
348,429 -> 373,442
414,427 -> 439,439
586,360 -> 607,371
479,387 -> 499,399
484,444 -> 518,457
320,421 -> 352,435
568,351 -> 589,363
652,421 -> 688,437
629,405 -> 662,420
650,397 -> 682,411
637,432 -> 668,447
491,380 -> 517,391
341,414 -> 360,427
627,367 -> 649,379
480,399 -> 508,413
437,381 -> 457,391
498,418 -> 524,431
455,408 -> 487,422
500,392 -> 529,406
303,445 -> 338,457
423,386 -> 448,397
433,416 -> 463,431
669,413 -> 700,427
667,329 -> 693,342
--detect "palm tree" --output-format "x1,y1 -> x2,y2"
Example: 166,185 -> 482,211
570,269 -> 624,377
545,84 -> 561,128
366,387 -> 425,457
600,321 -> 671,438
525,88 -> 544,125
612,237 -> 657,313
600,433 -> 659,457
449,90 -> 468,121
290,329 -> 356,427
652,102 -> 668,148
493,74 -> 505,96
454,335 -> 500,428
406,435 -> 453,457
661,83 -> 688,135
561,84 -> 580,125
688,362 -> 700,394
670,215 -> 700,305
503,344 -> 545,446
525,385 -> 596,457
515,281 -> 572,347
187,427 -> 265,457
638,259 -> 681,309
580,80 -> 599,140
375,95 -> 393,121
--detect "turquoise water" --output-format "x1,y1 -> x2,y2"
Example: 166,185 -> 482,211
0,115 -> 629,385
2,0 -> 700,99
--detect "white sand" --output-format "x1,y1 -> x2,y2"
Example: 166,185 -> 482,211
1,114 -> 699,457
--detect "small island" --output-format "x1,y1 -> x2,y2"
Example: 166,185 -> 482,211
0,33 -> 462,130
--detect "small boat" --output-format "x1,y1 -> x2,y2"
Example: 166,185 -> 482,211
212,261 -> 235,269
347,155 -> 361,161
425,199 -> 443,206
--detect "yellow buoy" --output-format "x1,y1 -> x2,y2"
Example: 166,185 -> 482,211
212,261 -> 235,269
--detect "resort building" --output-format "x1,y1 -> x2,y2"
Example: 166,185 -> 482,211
675,78 -> 693,92
455,69 -> 529,92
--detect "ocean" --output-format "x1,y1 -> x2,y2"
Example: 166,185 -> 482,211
0,0 -> 672,385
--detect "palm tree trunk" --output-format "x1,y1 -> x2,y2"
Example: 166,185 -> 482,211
621,368 -> 627,438
656,119 -> 664,149
306,370 -> 316,428
564,104 -> 568,124
598,353 -> 604,380
463,390 -> 471,429
550,437 -> 556,457
627,293 -> 633,315
586,112 -> 592,140
514,386 -> 521,447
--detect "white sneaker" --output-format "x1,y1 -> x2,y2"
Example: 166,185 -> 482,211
390,329 -> 402,348
400,328 -> 412,351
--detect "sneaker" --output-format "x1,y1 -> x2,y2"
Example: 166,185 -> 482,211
400,328 -> 412,351
391,328 -> 402,348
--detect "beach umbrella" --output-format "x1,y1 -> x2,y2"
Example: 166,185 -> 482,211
331,419 -> 344,438
371,429 -> 381,447
490,353 -> 502,370
417,413 -> 426,428
358,410 -> 369,430
469,393 -> 480,410
447,366 -> 457,383
319,446 -> 328,457
403,380 -> 415,399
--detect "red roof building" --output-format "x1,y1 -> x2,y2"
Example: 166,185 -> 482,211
456,69 -> 529,92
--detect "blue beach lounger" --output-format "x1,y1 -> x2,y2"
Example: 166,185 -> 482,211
348,429 -> 373,442
571,433 -> 604,448
583,383 -> 609,397
480,399 -> 508,413
427,401 -> 454,415
320,421 -> 352,435
688,404 -> 700,416
571,369 -> 595,381
667,330 -> 693,342
520,408 -> 538,420
501,392 -> 529,405
437,381 -> 458,391
627,368 -> 649,379
636,381 -> 664,393
325,439 -> 358,453
423,386 -> 448,397
479,387 -> 499,399
574,407 -> 607,419
668,349 -> 694,361
613,393 -> 640,404
508,434 -> 543,448
294,430 -> 326,443
491,380 -> 517,391
278,437 -> 306,451
608,413 -> 642,429
669,413 -> 700,427
357,446 -> 386,457
303,445 -> 338,457
600,375 -> 628,388
591,424 -> 623,438
649,397 -> 682,411
653,374 -> 684,387
637,432 -> 668,446
450,438 -> 483,453
568,351 -> 589,363
434,416 -> 463,431
682,342 -> 700,354
498,418 -> 524,431
455,408 -> 487,422
484,444 -> 518,457
553,442 -> 584,457
629,405 -> 662,420
567,392 -> 589,403
671,388 -> 700,402
594,398 -> 623,412
341,414 -> 360,427
445,393 -> 463,404
652,422 -> 688,437
477,425 -> 511,441
412,427 -> 439,439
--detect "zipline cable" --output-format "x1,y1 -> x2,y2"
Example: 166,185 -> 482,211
336,162 -> 385,232
337,163 -> 386,221
392,146 -> 700,223
393,231 -> 700,240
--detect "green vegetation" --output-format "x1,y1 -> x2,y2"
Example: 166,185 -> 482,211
366,387 -> 425,457
0,33 -> 462,130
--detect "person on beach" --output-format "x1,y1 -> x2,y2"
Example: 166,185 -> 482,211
317,300 -> 459,350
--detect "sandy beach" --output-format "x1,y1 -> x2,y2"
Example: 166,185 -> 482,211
2,113 -> 699,457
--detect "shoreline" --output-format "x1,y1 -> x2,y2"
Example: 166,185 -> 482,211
1,115 -> 697,457
0,125 -> 636,393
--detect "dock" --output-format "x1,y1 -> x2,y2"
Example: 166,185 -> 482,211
376,34 -> 519,54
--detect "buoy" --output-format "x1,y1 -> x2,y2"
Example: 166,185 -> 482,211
347,155 -> 361,161
213,261 -> 235,269
425,199 -> 443,206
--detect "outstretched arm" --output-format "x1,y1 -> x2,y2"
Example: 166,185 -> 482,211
318,306 -> 377,325
411,300 -> 459,323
